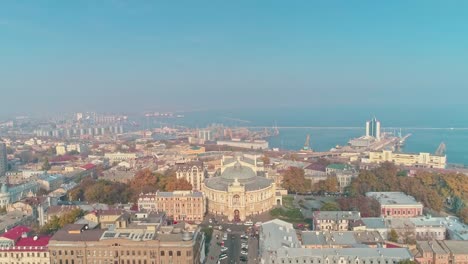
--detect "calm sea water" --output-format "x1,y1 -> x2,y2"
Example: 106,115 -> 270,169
141,106 -> 468,165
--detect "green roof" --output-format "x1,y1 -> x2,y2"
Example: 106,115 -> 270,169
326,163 -> 353,171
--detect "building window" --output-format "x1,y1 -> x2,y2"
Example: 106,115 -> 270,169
160,251 -> 165,256
177,251 -> 181,256
169,251 -> 173,257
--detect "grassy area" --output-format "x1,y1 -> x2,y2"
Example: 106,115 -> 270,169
270,207 -> 305,223
282,196 -> 294,208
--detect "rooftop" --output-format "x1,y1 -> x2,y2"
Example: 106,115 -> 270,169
366,192 -> 423,206
272,247 -> 413,260
301,231 -> 384,247
313,211 -> 361,221
260,219 -> 300,251
50,224 -> 105,242
1,226 -> 31,241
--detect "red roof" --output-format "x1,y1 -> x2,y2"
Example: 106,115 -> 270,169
81,163 -> 96,170
1,226 -> 31,241
16,236 -> 51,247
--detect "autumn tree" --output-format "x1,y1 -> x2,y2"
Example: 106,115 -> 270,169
129,169 -> 162,194
165,177 -> 193,192
314,177 -> 339,193
398,261 -> 416,264
84,180 -> 130,204
337,196 -> 381,217
41,208 -> 84,234
261,155 -> 270,166
281,167 -> 310,193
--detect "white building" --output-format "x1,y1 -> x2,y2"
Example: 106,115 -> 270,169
216,139 -> 268,150
104,152 -> 137,163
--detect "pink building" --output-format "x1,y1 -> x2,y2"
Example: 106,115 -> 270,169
366,192 -> 423,218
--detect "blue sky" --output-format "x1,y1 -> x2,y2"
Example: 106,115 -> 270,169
1,1 -> 468,115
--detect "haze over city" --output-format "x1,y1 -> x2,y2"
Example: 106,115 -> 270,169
2,1 -> 468,116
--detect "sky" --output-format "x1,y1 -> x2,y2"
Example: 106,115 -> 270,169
1,1 -> 468,116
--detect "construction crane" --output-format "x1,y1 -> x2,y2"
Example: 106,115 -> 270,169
435,142 -> 446,156
302,134 -> 312,151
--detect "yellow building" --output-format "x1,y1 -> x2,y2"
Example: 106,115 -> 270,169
202,155 -> 281,221
368,150 -> 446,169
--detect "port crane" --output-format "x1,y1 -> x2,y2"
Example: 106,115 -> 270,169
435,142 -> 446,156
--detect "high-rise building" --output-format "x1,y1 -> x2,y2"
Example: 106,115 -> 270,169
366,117 -> 381,141
0,142 -> 7,176
198,130 -> 212,141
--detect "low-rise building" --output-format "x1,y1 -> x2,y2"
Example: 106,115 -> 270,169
104,152 -> 138,163
415,240 -> 468,264
259,220 -> 412,264
368,150 -> 446,169
138,191 -> 205,221
37,173 -> 64,191
367,192 -> 423,218
312,211 -> 361,231
0,181 -> 40,207
216,139 -> 268,150
301,230 -> 385,249
264,248 -> 414,264
48,222 -> 206,264
0,226 -> 51,264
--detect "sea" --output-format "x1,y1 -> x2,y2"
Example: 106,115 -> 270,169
142,106 -> 468,166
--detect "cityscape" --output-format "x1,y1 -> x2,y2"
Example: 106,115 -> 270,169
1,2 -> 468,264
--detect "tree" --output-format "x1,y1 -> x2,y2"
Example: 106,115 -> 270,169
281,167 -> 309,193
165,177 -> 193,192
398,261 -> 416,264
37,188 -> 49,196
459,207 -> 468,224
314,177 -> 339,193
337,196 -> 381,217
451,196 -> 465,214
41,157 -> 51,171
389,229 -> 399,243
40,208 -> 84,234
261,155 -> 270,166
129,169 -> 164,197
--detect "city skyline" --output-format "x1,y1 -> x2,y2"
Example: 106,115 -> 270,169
1,1 -> 468,115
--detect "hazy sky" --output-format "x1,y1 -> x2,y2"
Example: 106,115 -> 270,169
1,1 -> 468,115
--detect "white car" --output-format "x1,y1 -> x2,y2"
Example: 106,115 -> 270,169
222,235 -> 228,241
244,221 -> 253,226
218,226 -> 223,230
221,246 -> 228,252
226,228 -> 232,232
240,250 -> 248,255
241,243 -> 248,247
